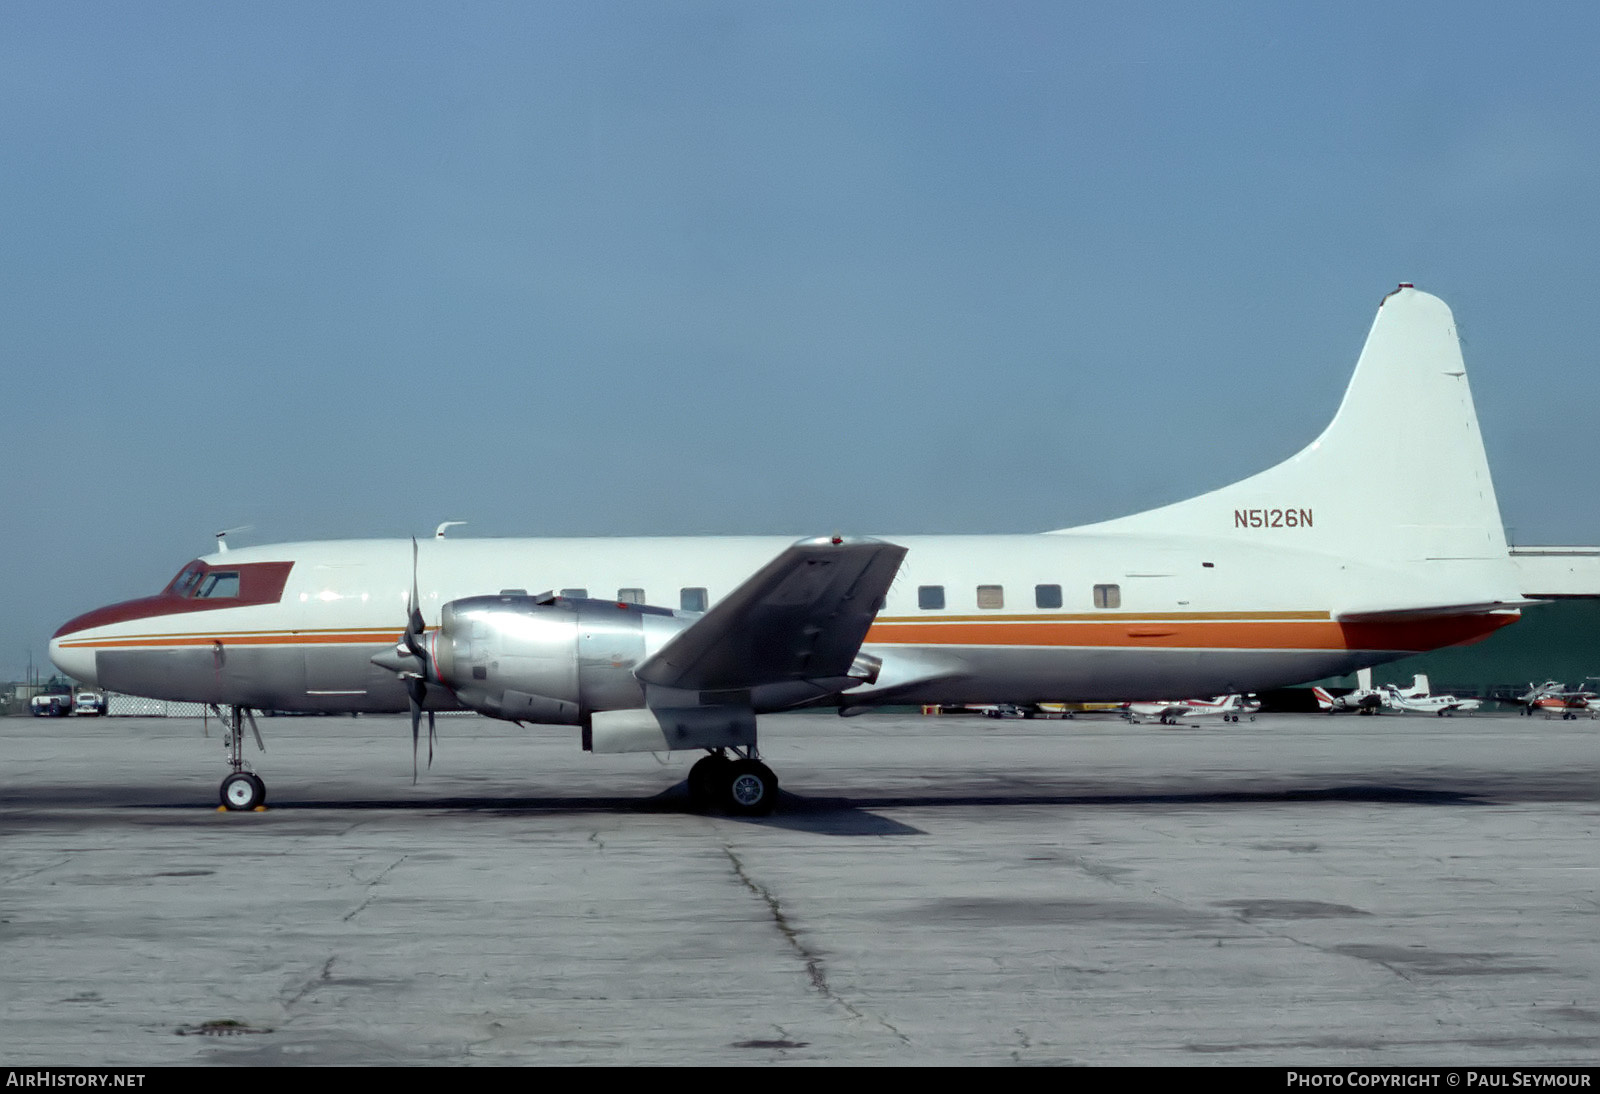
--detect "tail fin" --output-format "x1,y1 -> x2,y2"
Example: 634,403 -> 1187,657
1056,285 -> 1526,613
1060,286 -> 1511,568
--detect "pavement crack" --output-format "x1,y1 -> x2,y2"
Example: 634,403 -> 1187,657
283,956 -> 335,1009
343,855 -> 406,922
722,845 -> 909,1045
1,857 -> 72,885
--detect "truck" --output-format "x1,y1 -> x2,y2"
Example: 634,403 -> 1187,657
29,687 -> 74,716
72,691 -> 107,716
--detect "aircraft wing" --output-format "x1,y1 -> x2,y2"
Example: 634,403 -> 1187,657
634,536 -> 907,693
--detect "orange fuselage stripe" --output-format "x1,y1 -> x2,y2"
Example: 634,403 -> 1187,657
867,613 -> 1515,652
872,610 -> 1332,623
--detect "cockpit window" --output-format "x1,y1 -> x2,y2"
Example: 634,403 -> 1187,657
144,559 -> 293,613
194,572 -> 241,599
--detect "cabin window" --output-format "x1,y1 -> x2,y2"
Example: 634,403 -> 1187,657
617,588 -> 644,605
560,588 -> 587,599
194,572 -> 240,599
976,585 -> 1004,609
499,588 -> 527,596
918,585 -> 945,610
1093,583 -> 1121,609
1035,584 -> 1063,609
680,587 -> 708,612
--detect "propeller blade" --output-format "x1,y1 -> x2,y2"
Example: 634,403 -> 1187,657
406,675 -> 427,783
396,537 -> 439,782
409,695 -> 421,784
403,539 -> 427,658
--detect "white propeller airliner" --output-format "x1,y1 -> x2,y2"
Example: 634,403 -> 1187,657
50,286 -> 1528,814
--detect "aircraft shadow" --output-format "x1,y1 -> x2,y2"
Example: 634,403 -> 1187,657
2,781 -> 1539,840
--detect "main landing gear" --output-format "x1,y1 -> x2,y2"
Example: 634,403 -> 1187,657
686,748 -> 779,816
214,705 -> 267,811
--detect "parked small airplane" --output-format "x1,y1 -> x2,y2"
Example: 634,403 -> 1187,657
1123,694 -> 1259,724
1312,667 -> 1384,713
1378,674 -> 1482,716
50,286 -> 1529,813
971,702 -> 1112,719
1517,680 -> 1599,718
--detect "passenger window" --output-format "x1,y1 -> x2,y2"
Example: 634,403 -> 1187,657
195,572 -> 240,599
918,585 -> 945,610
680,587 -> 708,612
1093,583 -> 1121,609
560,588 -> 587,599
976,585 -> 1004,609
1035,584 -> 1063,609
617,588 -> 644,605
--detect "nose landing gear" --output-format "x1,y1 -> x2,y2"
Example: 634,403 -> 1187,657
213,705 -> 267,811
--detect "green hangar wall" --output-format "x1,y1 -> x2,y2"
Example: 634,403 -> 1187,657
1323,599 -> 1600,700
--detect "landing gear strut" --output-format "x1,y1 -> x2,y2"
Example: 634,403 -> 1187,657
687,748 -> 779,816
215,705 -> 266,811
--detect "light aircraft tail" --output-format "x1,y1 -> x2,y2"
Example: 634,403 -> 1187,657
1057,286 -> 1523,610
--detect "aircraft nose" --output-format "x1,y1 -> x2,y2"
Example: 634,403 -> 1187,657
49,632 -> 98,687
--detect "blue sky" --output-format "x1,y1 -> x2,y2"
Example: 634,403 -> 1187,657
5,2 -> 1598,680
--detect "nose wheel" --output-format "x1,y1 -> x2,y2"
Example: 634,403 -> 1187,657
220,771 -> 266,810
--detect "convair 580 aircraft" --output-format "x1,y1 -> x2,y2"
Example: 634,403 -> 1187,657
51,286 -> 1527,814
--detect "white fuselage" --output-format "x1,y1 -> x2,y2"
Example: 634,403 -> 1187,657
50,529 -> 1514,715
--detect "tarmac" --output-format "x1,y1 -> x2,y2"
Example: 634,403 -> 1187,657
1,708 -> 1595,1066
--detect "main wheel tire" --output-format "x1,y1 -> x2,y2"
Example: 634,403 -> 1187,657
220,771 -> 265,811
722,759 -> 778,817
687,754 -> 730,807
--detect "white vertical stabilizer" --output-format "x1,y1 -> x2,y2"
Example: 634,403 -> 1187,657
1059,287 -> 1513,575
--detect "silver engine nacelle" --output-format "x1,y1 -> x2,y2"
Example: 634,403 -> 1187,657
432,594 -> 691,724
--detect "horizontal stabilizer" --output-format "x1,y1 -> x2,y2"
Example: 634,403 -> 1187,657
1336,601 -> 1530,623
634,536 -> 907,693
